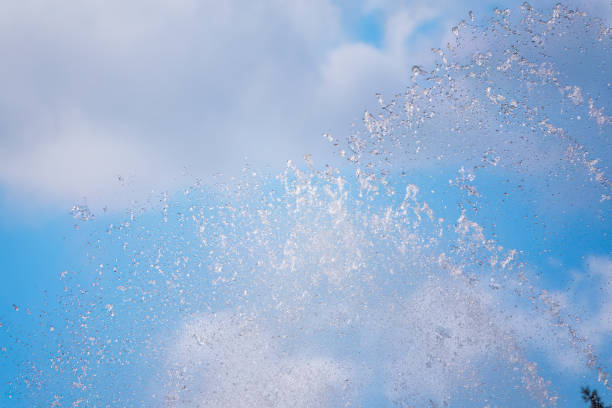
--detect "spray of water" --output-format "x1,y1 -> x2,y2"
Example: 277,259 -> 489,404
2,3 -> 611,407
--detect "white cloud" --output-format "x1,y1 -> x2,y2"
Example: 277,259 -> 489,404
159,277 -> 571,406
522,256 -> 612,374
0,0 -> 476,210
0,111 -> 167,205
578,256 -> 612,346
0,0 -> 348,208
0,0 -> 610,210
163,311 -> 355,407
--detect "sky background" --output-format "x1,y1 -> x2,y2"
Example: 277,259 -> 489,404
1,0 -> 612,407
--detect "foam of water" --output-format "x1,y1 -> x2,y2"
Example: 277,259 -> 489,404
2,3 -> 612,407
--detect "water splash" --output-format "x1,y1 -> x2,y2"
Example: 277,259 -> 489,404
2,3 -> 612,407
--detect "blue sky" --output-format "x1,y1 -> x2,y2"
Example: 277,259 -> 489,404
1,1 -> 612,407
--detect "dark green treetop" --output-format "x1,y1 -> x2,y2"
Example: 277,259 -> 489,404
582,387 -> 612,408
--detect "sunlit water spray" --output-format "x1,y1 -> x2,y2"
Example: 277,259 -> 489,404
2,3 -> 612,407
